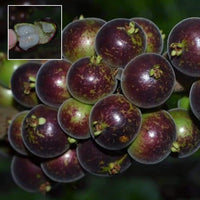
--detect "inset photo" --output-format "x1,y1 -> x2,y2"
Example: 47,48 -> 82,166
8,5 -> 62,60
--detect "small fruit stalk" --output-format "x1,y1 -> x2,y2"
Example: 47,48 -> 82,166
14,20 -> 56,51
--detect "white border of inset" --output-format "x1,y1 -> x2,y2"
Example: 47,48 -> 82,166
7,4 -> 62,60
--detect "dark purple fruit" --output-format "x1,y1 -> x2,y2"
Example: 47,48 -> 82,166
63,17 -> 105,62
131,17 -> 164,53
8,110 -> 29,156
67,55 -> 117,104
121,53 -> 175,108
89,94 -> 142,150
58,98 -> 92,139
167,17 -> 200,77
77,139 -> 132,176
95,18 -> 146,68
36,60 -> 71,108
22,104 -> 70,158
0,106 -> 19,140
11,62 -> 41,108
11,155 -> 52,193
169,108 -> 200,158
41,148 -> 85,183
190,80 -> 200,120
128,110 -> 176,164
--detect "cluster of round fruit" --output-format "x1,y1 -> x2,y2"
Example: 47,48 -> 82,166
1,16 -> 200,194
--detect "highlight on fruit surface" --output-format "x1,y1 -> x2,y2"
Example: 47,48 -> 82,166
167,17 -> 200,77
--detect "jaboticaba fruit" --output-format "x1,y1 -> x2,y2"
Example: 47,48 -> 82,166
41,148 -> 85,183
11,155 -> 52,193
76,139 -> 132,176
128,110 -> 176,164
169,108 -> 200,158
189,80 -> 200,120
35,59 -> 71,108
10,62 -> 41,108
62,17 -> 105,62
22,104 -> 70,158
58,98 -> 92,139
131,17 -> 164,54
89,94 -> 142,150
95,18 -> 146,68
121,53 -> 175,109
167,17 -> 200,77
66,55 -> 117,104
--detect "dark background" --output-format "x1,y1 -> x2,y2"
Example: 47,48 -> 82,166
1,0 -> 200,199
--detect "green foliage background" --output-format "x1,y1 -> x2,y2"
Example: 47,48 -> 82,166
1,0 -> 200,199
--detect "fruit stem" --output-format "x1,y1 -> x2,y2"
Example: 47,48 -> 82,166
24,76 -> 36,94
90,55 -> 102,65
170,42 -> 185,57
126,21 -> 139,35
67,137 -> 77,144
100,154 -> 128,175
93,121 -> 107,136
149,64 -> 163,79
171,142 -> 180,152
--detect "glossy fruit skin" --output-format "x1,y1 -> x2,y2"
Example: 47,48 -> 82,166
63,17 -> 105,62
89,94 -> 142,150
128,110 -> 176,164
76,139 -> 132,176
36,60 -> 71,108
41,149 -> 85,183
121,53 -> 175,108
169,108 -> 200,158
131,17 -> 164,54
58,98 -> 92,139
0,106 -> 19,140
11,62 -> 41,108
22,104 -> 70,158
189,80 -> 200,120
95,18 -> 146,68
8,110 -> 29,156
0,53 -> 27,88
67,56 -> 117,104
167,17 -> 200,77
11,156 -> 52,193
